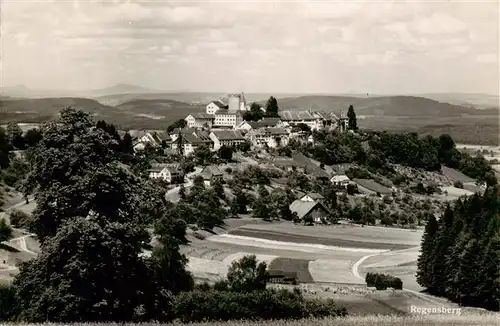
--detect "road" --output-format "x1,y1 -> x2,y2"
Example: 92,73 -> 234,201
352,246 -> 451,306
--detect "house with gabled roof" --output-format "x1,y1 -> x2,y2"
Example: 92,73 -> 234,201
185,113 -> 215,129
209,130 -> 246,150
290,200 -> 330,223
199,165 -> 224,186
206,100 -> 228,114
148,163 -> 185,183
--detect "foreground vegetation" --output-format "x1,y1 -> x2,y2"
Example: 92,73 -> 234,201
2,313 -> 499,326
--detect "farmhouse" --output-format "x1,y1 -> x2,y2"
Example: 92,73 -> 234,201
289,200 -> 330,223
185,113 -> 215,129
331,175 -> 351,188
206,100 -> 228,114
148,163 -> 184,183
209,130 -> 246,150
199,165 -> 223,186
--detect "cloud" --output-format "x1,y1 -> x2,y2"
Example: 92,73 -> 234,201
1,0 -> 498,94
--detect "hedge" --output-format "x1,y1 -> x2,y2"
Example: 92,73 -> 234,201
365,272 -> 403,290
173,288 -> 347,323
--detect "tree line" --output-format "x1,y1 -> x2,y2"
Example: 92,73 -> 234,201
417,186 -> 500,311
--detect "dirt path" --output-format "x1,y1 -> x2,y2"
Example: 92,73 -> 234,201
352,247 -> 452,306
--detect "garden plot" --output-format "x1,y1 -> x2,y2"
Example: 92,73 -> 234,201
228,223 -> 422,250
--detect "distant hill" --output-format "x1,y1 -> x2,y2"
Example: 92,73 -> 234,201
414,93 -> 500,110
84,83 -> 165,97
96,92 -> 310,106
0,97 -> 205,130
115,99 -> 205,121
269,95 -> 498,117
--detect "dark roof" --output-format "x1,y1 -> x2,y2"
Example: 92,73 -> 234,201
195,130 -> 211,140
267,127 -> 288,135
200,165 -> 223,179
211,130 -> 245,141
352,178 -> 392,194
210,100 -> 228,109
193,113 -> 215,119
183,134 -> 206,144
157,132 -> 171,141
247,118 -> 281,129
261,117 -> 281,125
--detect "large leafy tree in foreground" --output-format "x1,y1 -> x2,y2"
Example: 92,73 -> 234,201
11,108 -> 188,322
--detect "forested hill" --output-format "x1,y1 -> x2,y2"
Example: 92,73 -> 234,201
270,95 -> 498,117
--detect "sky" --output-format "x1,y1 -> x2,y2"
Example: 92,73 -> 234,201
0,0 -> 499,94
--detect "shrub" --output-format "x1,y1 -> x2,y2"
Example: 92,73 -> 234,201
9,209 -> 31,229
173,288 -> 346,323
1,171 -> 18,187
365,272 -> 403,290
346,184 -> 358,195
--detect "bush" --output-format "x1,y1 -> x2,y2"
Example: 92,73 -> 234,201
1,171 -> 18,187
173,288 -> 346,323
9,209 -> 31,229
365,272 -> 403,290
346,184 -> 358,195
453,181 -> 464,189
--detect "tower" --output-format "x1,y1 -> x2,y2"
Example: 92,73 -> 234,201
227,94 -> 240,112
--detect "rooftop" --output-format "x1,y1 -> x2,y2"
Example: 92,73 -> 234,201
200,165 -> 223,179
290,200 -> 329,219
211,130 -> 245,141
210,100 -> 228,109
279,110 -> 316,121
193,113 -> 215,119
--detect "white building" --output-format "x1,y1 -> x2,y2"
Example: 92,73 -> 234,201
330,175 -> 351,188
214,110 -> 243,128
185,113 -> 215,128
206,100 -> 228,114
148,163 -> 185,183
209,130 -> 246,150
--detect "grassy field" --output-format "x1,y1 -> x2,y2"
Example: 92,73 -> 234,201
229,223 -> 423,248
5,313 -> 499,325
